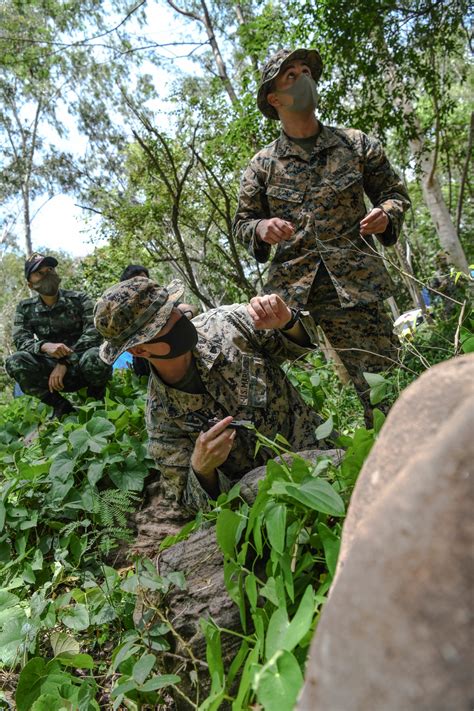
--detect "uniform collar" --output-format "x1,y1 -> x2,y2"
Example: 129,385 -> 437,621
275,123 -> 342,159
148,330 -> 222,418
34,288 -> 65,310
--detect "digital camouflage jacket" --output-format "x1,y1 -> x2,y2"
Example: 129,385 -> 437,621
233,124 -> 411,308
12,289 -> 103,366
146,304 -> 326,513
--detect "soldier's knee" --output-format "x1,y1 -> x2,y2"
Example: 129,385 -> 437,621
79,348 -> 112,381
5,351 -> 37,378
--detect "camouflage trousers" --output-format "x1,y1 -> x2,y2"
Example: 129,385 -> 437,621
5,347 -> 112,399
308,266 -> 399,426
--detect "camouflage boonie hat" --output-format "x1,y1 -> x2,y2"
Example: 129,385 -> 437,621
94,277 -> 185,364
25,252 -> 58,279
257,47 -> 323,120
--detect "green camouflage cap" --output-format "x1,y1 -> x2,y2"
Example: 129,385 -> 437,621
94,277 -> 184,364
257,48 -> 323,120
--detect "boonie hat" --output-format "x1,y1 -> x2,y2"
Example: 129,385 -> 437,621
25,252 -> 58,280
257,47 -> 323,120
94,277 -> 185,364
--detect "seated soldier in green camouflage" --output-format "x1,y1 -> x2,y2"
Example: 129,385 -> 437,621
94,277 -> 329,513
5,253 -> 112,418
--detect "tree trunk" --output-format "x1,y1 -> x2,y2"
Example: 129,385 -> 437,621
404,106 -> 469,274
22,187 -> 33,257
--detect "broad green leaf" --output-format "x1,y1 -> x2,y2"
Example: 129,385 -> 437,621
259,577 -> 279,606
0,589 -> 20,611
16,658 -> 69,711
244,573 -> 258,611
363,372 -> 386,387
315,414 -> 333,440
111,639 -> 140,672
50,631 -> 80,657
87,462 -> 104,486
201,619 -> 224,685
132,652 -> 155,685
285,479 -> 345,516
460,329 -> 474,353
109,465 -> 146,491
318,523 -> 341,578
49,454 -> 75,480
265,503 -> 286,555
30,694 -> 69,711
216,509 -> 241,557
31,548 -> 44,570
265,608 -> 289,660
0,612 -> 28,665
372,408 -> 386,434
61,604 -> 90,631
370,382 -> 388,405
232,640 -> 261,710
69,429 -> 90,456
56,653 -> 94,669
289,456 -> 311,482
255,650 -> 304,711
140,674 -> 181,692
283,585 -> 315,651
86,417 -> 115,438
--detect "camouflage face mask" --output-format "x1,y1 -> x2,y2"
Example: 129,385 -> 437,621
31,272 -> 61,296
276,73 -> 318,113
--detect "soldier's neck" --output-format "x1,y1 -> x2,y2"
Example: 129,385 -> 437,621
39,292 -> 59,307
150,351 -> 193,385
280,112 -> 320,139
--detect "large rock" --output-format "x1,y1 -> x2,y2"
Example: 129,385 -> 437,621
297,355 -> 474,711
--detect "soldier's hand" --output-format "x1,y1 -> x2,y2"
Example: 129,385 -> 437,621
49,363 -> 67,392
191,416 -> 236,477
360,207 -> 389,235
256,218 -> 294,245
41,342 -> 73,358
247,294 -> 292,330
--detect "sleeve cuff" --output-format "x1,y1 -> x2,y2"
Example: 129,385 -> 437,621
280,310 -> 319,349
33,340 -> 46,355
250,224 -> 271,263
375,207 -> 397,247
184,465 -> 232,512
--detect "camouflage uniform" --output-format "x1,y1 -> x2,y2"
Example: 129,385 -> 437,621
5,289 -> 112,397
94,278 -> 327,514
234,49 -> 411,423
146,304 -> 326,513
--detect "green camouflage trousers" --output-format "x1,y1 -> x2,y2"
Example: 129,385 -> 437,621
5,347 -> 112,398
308,266 -> 399,426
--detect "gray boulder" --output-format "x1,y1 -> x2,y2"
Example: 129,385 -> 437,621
297,354 -> 474,711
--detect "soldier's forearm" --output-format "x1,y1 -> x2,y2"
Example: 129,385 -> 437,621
191,466 -> 219,499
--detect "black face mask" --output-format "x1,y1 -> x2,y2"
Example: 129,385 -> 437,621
146,314 -> 198,360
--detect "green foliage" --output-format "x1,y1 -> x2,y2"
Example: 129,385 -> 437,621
194,417 -> 377,709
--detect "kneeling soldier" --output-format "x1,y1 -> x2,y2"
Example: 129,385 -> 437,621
5,253 -> 112,418
94,277 -> 329,513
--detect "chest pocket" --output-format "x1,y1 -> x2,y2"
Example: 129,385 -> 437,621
266,184 -> 305,203
240,355 -> 267,409
323,170 -> 362,197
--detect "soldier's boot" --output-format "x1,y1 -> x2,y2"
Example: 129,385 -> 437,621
41,392 -> 75,419
86,384 -> 107,401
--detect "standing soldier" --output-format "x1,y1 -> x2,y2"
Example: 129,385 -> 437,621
233,48 -> 411,425
5,253 -> 112,418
